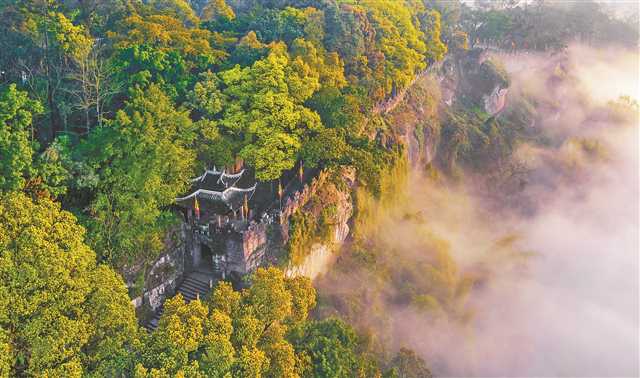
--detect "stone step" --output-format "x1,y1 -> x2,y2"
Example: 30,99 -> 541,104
145,308 -> 163,331
178,284 -> 207,301
181,277 -> 211,293
145,275 -> 215,331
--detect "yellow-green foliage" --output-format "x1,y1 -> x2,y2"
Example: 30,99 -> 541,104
288,210 -> 319,266
287,182 -> 341,266
0,193 -> 139,377
353,153 -> 408,241
137,267 -> 321,377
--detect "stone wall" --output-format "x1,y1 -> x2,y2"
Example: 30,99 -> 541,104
279,170 -> 330,242
130,224 -> 187,310
243,221 -> 268,260
223,221 -> 268,275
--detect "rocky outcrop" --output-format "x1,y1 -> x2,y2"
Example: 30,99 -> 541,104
279,170 -> 331,243
128,226 -> 186,312
284,168 -> 355,279
285,244 -> 335,280
484,86 -> 509,115
457,50 -> 510,115
385,74 -> 442,167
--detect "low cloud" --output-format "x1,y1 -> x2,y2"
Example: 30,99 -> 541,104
317,44 -> 639,377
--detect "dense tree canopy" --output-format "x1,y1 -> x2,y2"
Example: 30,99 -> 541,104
0,0 -> 459,268
80,84 -> 196,265
132,267 -> 380,377
0,85 -> 42,193
0,192 -> 139,377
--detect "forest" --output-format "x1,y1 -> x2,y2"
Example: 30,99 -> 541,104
1,0 -> 638,377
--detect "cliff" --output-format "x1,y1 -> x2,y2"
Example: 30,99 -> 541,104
283,168 -> 355,279
285,49 -> 513,278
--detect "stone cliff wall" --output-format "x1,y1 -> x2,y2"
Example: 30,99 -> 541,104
387,48 -> 513,168
130,225 -> 187,311
279,170 -> 331,242
283,168 -> 355,279
385,74 -> 442,167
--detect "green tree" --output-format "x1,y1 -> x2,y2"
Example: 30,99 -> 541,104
200,309 -> 236,377
229,31 -> 269,67
289,318 -> 361,378
81,84 -> 196,266
112,10 -> 225,68
1,3 -> 93,140
202,0 -> 236,23
233,346 -> 269,378
0,192 -> 139,377
217,44 -> 323,180
0,84 -> 43,193
136,295 -> 208,376
245,267 -> 292,327
187,71 -> 236,167
384,348 -> 433,378
289,37 -> 346,89
360,0 -> 427,94
32,136 -> 73,198
209,281 -> 242,316
112,42 -> 192,100
285,276 -> 316,325
420,9 -> 448,63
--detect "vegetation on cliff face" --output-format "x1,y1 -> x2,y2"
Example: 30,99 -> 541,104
315,7 -> 639,372
287,198 -> 338,266
437,98 -> 536,176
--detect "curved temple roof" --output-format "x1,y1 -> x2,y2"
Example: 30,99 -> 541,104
189,167 -> 245,189
190,167 -> 223,183
176,183 -> 256,211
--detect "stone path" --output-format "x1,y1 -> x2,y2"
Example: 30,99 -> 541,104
145,270 -> 217,331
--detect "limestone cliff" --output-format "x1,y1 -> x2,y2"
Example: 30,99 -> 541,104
285,49 -> 513,279
283,168 -> 355,279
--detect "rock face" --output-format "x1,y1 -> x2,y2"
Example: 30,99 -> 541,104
457,50 -> 510,114
484,86 -> 509,115
285,243 -> 335,280
381,48 -> 514,170
128,227 -> 186,311
333,189 -> 353,243
284,168 -> 355,280
384,75 -> 442,167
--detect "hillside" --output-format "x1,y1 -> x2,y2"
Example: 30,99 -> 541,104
0,1 -> 638,377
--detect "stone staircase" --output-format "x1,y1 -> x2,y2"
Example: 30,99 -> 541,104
145,273 -> 214,331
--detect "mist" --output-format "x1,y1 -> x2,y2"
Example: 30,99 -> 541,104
316,44 -> 639,377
